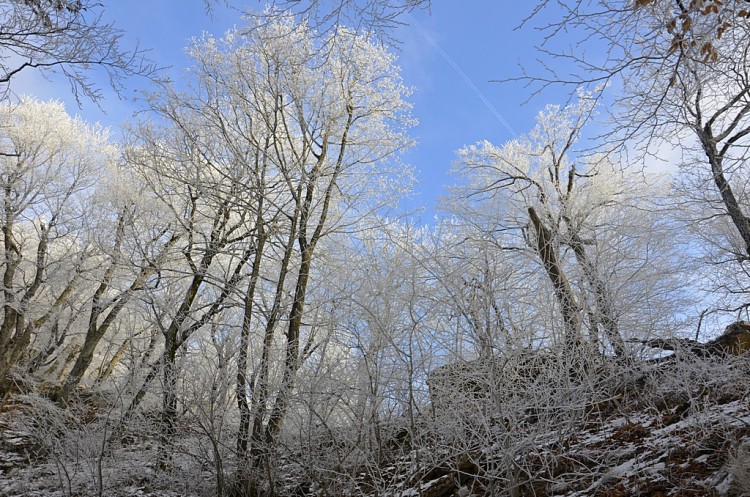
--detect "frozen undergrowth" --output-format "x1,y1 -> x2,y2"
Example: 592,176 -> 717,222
2,354 -> 750,497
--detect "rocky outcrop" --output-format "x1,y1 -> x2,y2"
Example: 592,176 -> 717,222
640,321 -> 750,359
426,350 -> 567,412
367,347 -> 750,496
706,321 -> 750,355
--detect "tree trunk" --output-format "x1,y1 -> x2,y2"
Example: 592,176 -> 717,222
264,243 -> 313,443
157,271 -> 210,466
568,231 -> 625,356
699,127 -> 750,258
236,229 -> 266,458
95,338 -> 131,384
158,332 -> 179,468
528,206 -> 582,352
249,222 -> 298,458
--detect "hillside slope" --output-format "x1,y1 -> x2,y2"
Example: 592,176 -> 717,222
2,354 -> 750,496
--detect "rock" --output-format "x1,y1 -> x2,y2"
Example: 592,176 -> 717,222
426,350 -> 564,411
706,321 -> 750,356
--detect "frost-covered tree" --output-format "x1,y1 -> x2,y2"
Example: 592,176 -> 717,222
124,91 -> 261,464
525,1 -> 750,271
0,98 -> 117,390
445,95 -> 688,358
122,13 -> 413,487
265,0 -> 427,36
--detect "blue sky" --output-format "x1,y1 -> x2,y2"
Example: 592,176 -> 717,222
18,1 -> 570,217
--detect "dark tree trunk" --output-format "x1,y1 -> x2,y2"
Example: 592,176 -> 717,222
528,206 -> 582,352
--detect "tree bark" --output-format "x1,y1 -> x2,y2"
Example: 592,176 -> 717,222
567,231 -> 625,356
528,206 -> 582,352
236,227 -> 266,458
698,126 -> 750,258
95,338 -> 131,384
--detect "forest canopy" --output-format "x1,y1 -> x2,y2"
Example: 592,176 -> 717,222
2,2 -> 750,497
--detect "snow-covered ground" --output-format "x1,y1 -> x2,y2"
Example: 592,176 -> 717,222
2,355 -> 750,496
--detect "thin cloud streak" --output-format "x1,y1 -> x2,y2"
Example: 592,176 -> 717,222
407,13 -> 518,140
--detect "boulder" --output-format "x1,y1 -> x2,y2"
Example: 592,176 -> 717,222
705,321 -> 750,356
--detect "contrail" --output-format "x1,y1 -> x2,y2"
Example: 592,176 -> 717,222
407,13 -> 518,139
